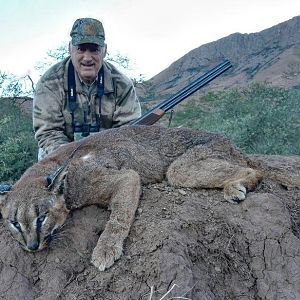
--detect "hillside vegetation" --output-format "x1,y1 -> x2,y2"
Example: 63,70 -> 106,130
170,83 -> 299,155
0,99 -> 37,183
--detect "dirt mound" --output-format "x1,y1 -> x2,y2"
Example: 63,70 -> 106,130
0,155 -> 299,300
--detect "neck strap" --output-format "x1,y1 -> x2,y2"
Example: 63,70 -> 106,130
67,61 -> 104,137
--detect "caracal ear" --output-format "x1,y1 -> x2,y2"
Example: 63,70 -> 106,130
53,171 -> 68,196
51,171 -> 69,212
46,168 -> 68,191
46,167 -> 68,214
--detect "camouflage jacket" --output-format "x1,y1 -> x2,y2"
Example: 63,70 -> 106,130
33,57 -> 141,156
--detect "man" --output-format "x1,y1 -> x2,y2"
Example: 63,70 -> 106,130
33,18 -> 141,160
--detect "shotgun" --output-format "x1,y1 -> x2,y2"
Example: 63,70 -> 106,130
131,60 -> 232,125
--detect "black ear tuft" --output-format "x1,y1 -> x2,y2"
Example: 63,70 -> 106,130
57,180 -> 65,195
46,166 -> 64,190
46,176 -> 52,187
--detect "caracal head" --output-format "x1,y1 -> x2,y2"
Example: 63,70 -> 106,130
0,175 -> 69,252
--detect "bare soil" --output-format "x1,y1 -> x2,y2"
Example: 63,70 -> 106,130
0,155 -> 299,300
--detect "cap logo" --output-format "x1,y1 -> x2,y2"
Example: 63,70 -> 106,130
84,24 -> 97,36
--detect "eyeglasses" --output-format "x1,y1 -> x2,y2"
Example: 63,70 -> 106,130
74,44 -> 102,54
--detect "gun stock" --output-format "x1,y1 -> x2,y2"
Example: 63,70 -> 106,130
132,60 -> 232,126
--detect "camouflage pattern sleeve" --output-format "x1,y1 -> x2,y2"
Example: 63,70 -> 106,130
33,80 -> 71,156
112,78 -> 141,127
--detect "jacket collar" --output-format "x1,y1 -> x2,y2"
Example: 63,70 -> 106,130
64,57 -> 114,94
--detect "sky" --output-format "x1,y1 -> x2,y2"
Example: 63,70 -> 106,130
0,0 -> 299,81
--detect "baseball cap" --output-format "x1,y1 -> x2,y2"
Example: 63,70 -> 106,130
70,18 -> 105,46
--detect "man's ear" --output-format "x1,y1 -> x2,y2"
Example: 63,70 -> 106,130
68,41 -> 72,54
103,44 -> 107,58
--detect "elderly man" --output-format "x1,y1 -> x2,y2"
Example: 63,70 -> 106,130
33,18 -> 141,160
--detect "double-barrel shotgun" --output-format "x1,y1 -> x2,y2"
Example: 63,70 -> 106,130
131,59 -> 232,126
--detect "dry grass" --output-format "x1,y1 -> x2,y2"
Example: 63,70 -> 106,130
145,283 -> 194,300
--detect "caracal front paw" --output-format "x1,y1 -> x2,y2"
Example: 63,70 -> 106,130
91,241 -> 123,271
224,182 -> 247,204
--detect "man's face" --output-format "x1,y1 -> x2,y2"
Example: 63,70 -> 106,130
70,43 -> 106,84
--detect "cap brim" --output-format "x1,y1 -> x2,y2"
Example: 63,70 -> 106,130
71,35 -> 105,47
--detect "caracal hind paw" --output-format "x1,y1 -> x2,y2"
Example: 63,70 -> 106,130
224,183 -> 247,204
91,243 -> 123,271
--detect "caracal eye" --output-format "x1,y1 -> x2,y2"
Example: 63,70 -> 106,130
11,221 -> 22,232
37,213 -> 48,224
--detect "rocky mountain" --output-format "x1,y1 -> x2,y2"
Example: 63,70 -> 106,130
137,15 -> 300,101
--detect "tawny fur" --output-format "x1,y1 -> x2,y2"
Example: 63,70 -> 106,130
0,125 -> 263,271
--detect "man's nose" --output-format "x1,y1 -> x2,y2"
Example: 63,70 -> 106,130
82,50 -> 94,59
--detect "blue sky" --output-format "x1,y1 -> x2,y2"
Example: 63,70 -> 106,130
0,0 -> 299,80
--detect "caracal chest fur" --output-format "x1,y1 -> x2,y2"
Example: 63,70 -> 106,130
0,126 -> 262,271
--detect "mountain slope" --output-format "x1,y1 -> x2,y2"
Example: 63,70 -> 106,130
137,15 -> 300,101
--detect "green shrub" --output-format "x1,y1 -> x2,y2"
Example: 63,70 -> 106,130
0,99 -> 37,183
171,83 -> 300,155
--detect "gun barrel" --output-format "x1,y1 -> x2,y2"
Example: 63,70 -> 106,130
162,60 -> 231,111
132,60 -> 232,125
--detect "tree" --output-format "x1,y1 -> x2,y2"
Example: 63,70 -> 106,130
34,42 -> 69,76
0,71 -> 34,98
